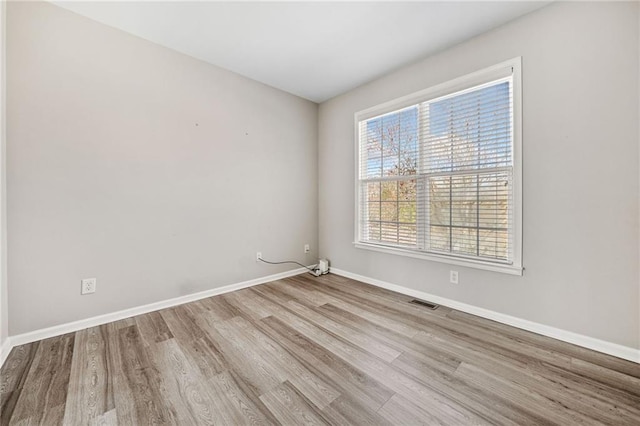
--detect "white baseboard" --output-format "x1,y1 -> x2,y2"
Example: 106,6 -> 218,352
2,267 -> 308,366
331,268 -> 640,364
0,336 -> 11,368
3,266 -> 637,367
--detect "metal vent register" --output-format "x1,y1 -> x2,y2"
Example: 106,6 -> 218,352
409,299 -> 439,310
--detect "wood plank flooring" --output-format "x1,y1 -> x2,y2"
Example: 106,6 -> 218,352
1,273 -> 639,425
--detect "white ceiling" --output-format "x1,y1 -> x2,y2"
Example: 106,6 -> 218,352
53,1 -> 550,103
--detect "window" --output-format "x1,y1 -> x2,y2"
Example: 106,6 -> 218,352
355,59 -> 522,275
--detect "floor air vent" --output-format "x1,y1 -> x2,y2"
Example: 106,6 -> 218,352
409,299 -> 439,310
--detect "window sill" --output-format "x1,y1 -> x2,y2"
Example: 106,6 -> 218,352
353,242 -> 523,276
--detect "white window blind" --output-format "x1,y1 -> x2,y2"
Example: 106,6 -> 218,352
356,61 -> 521,271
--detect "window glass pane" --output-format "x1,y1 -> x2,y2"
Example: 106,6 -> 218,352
381,181 -> 397,200
381,223 -> 399,243
398,202 -> 416,223
452,227 -> 477,256
426,172 -> 510,260
380,202 -> 398,222
364,117 -> 383,178
368,202 -> 381,221
429,177 -> 450,226
398,179 -> 416,201
365,156 -> 382,179
429,225 -> 450,252
367,222 -> 381,241
398,108 -> 419,176
366,181 -> 380,201
451,174 -> 478,228
382,114 -> 399,176
426,81 -> 512,173
363,107 -> 419,179
478,173 -> 510,229
479,229 -> 508,260
399,224 -> 417,245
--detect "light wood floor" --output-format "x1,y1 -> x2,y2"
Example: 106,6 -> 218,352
1,273 -> 639,425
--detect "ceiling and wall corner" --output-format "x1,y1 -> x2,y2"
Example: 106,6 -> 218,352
52,1 -> 551,103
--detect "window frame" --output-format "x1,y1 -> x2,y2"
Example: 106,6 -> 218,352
353,58 -> 523,275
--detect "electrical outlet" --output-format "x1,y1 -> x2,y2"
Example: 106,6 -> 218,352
450,270 -> 459,284
81,278 -> 96,295
256,252 -> 262,261
304,244 -> 310,253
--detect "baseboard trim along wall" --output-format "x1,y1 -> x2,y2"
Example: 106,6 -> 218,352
2,266 -> 638,368
331,268 -> 640,364
0,337 -> 11,369
0,267 -> 308,368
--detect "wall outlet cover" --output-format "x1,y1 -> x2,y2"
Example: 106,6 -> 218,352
81,278 -> 97,295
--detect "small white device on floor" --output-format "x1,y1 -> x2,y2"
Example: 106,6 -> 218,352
318,259 -> 329,275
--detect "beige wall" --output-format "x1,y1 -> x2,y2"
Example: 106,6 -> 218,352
319,1 -> 640,349
1,0 -> 8,349
7,1 -> 318,335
